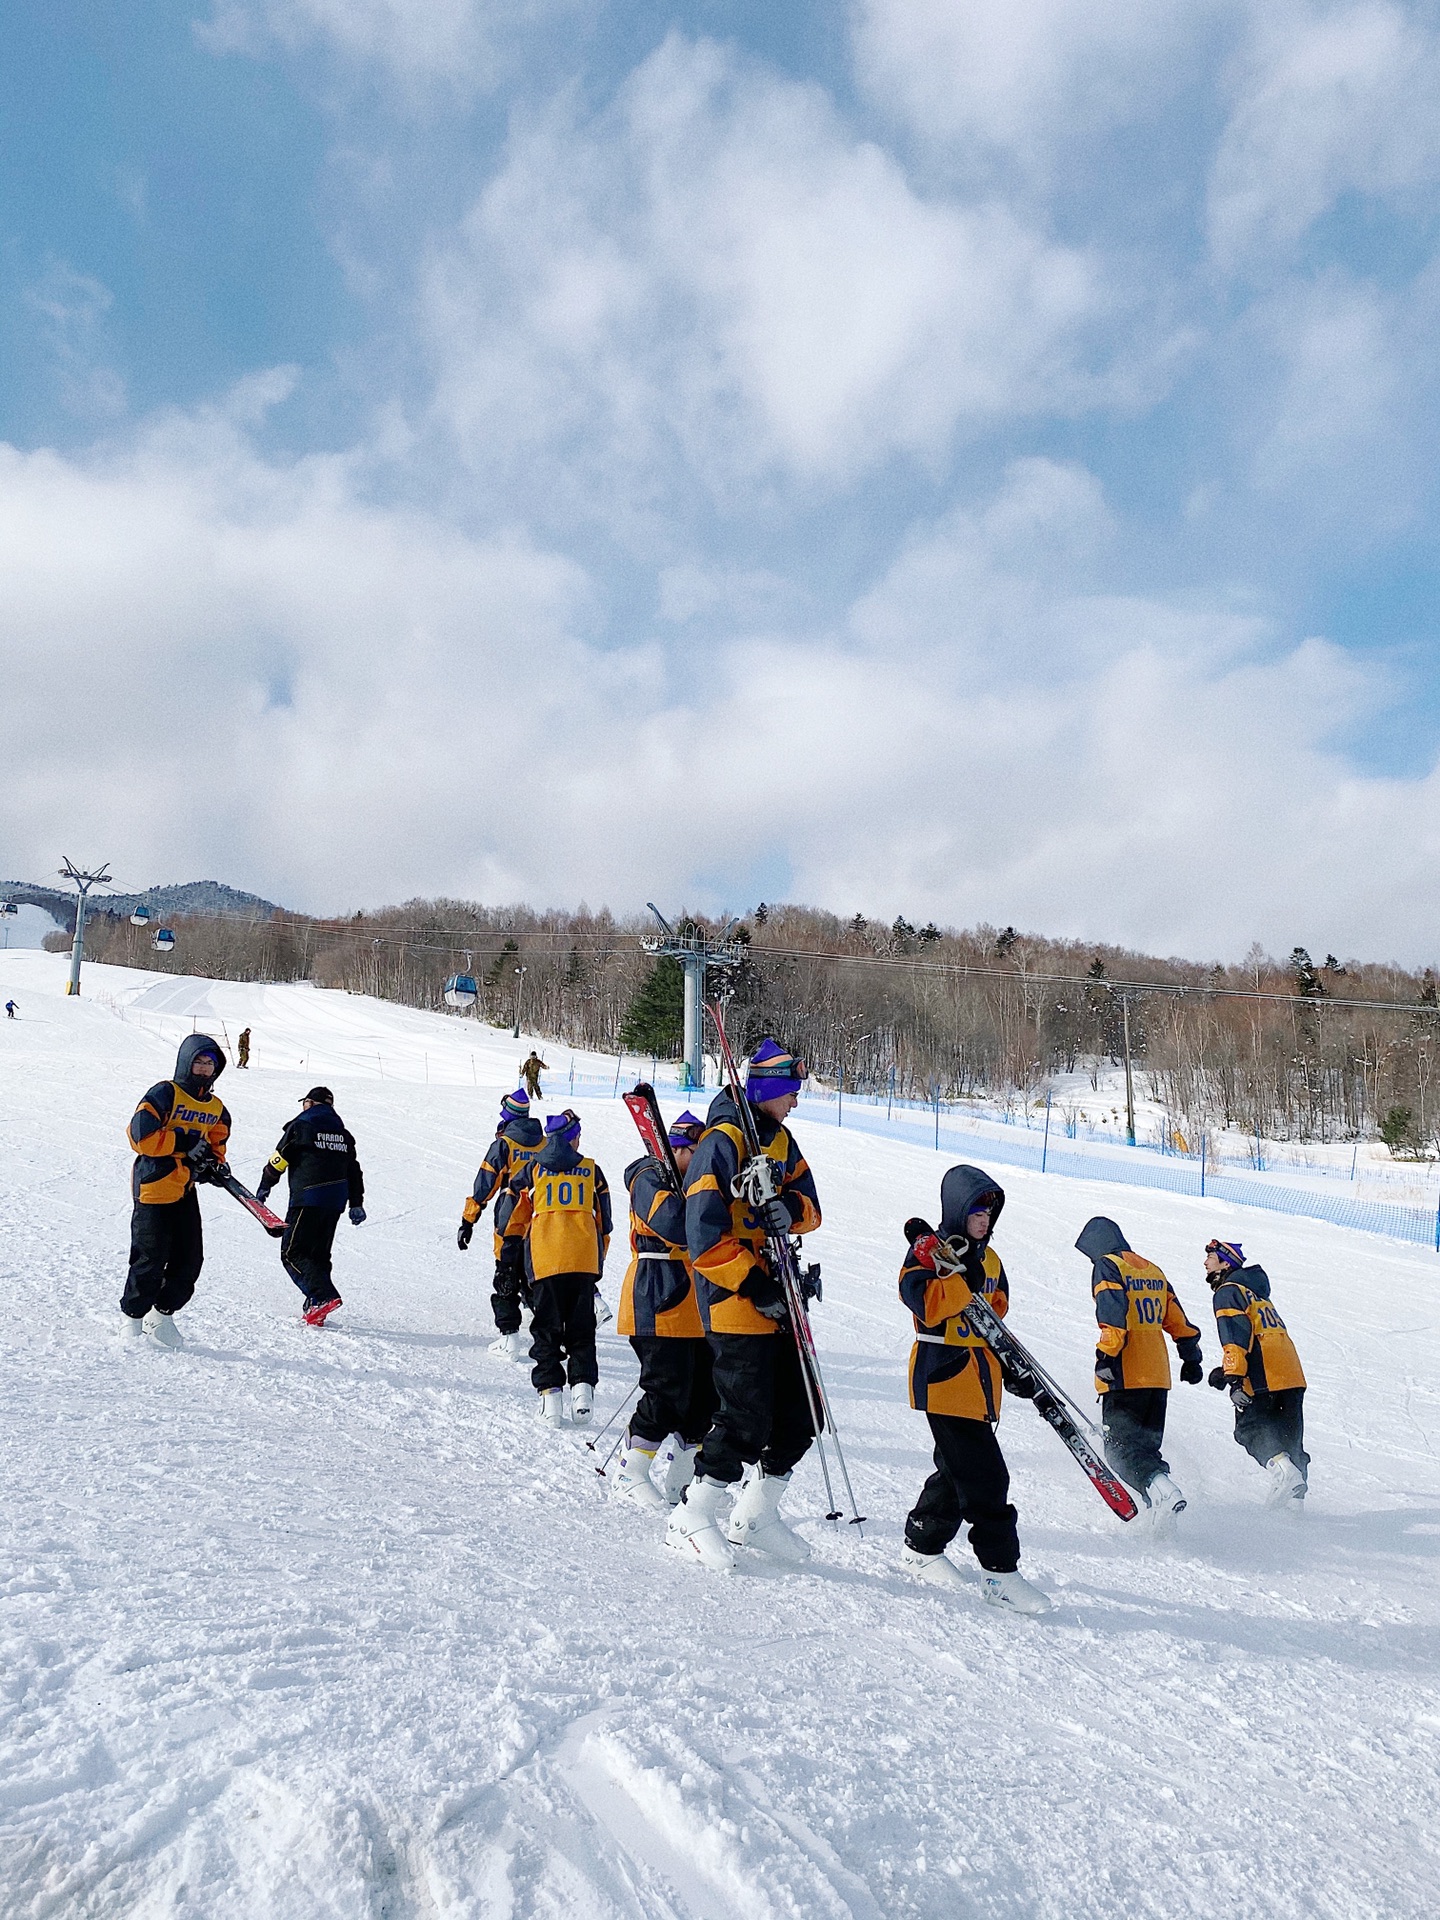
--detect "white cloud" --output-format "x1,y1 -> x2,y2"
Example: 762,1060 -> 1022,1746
199,0 -> 565,87
24,261 -> 127,419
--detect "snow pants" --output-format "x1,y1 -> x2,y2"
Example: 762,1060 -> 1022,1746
123,1192 -> 203,1319
491,1238 -> 529,1336
905,1414 -> 1020,1573
628,1334 -> 717,1449
1100,1387 -> 1170,1497
694,1330 -> 816,1486
530,1273 -> 598,1392
281,1206 -> 342,1307
1234,1387 -> 1309,1481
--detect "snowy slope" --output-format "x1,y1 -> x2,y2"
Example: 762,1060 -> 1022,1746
2,951 -> 1439,1920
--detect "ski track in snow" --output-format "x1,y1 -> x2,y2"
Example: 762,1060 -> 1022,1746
2,952 -> 1439,1919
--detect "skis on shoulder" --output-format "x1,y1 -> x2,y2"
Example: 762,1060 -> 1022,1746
623,1083 -> 684,1189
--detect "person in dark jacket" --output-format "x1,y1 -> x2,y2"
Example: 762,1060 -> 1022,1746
236,1027 -> 251,1068
457,1089 -> 545,1357
122,1033 -> 231,1347
898,1168 -> 1051,1615
256,1087 -> 365,1326
507,1110 -> 611,1424
613,1111 -> 712,1511
1204,1239 -> 1309,1506
1075,1216 -> 1203,1521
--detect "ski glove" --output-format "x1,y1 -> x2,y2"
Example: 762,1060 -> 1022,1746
185,1142 -> 224,1185
760,1197 -> 794,1236
741,1267 -> 789,1325
1207,1366 -> 1228,1390
1178,1342 -> 1204,1384
349,1206 -> 366,1226
1094,1348 -> 1122,1388
1001,1367 -> 1038,1400
456,1220 -> 473,1251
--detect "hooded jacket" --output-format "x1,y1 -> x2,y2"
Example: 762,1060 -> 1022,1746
127,1034 -> 230,1205
618,1155 -> 703,1339
1076,1217 -> 1200,1392
462,1115 -> 545,1255
684,1087 -> 821,1336
508,1132 -> 612,1281
900,1166 -> 1010,1421
256,1101 -> 364,1212
1210,1262 -> 1306,1395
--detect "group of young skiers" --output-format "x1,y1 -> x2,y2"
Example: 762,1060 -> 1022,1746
119,1027 -> 1310,1615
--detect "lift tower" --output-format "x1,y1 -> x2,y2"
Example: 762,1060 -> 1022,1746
641,906 -> 745,1091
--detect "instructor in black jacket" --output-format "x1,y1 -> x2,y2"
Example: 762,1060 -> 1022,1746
256,1086 -> 366,1326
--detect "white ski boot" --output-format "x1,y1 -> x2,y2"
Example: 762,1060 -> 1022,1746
538,1389 -> 565,1427
665,1476 -> 736,1572
1265,1454 -> 1306,1508
656,1437 -> 698,1507
981,1571 -> 1053,1616
489,1331 -> 525,1361
120,1312 -> 147,1344
593,1287 -> 614,1327
725,1469 -> 811,1563
144,1310 -> 183,1350
613,1440 -> 668,1512
900,1545 -> 968,1590
570,1382 -> 593,1425
1146,1473 -> 1187,1526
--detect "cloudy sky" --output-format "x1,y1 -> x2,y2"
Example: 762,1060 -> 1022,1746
5,1 -> 1440,961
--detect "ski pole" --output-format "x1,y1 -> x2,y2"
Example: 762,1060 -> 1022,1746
586,1379 -> 641,1464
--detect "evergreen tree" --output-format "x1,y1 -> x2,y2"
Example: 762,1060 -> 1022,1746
619,957 -> 685,1055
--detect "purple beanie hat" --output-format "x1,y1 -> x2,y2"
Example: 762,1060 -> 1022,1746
746,1038 -> 806,1102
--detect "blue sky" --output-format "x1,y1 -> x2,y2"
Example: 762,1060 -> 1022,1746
5,2 -> 1440,960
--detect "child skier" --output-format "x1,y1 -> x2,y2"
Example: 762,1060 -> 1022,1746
121,1034 -> 231,1347
507,1110 -> 611,1425
667,1039 -> 822,1572
898,1169 -> 1051,1615
1074,1217 -> 1204,1520
1203,1239 -> 1309,1506
457,1089 -> 545,1358
614,1111 -> 713,1511
255,1087 -> 366,1327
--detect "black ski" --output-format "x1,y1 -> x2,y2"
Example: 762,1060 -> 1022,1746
623,1083 -> 684,1190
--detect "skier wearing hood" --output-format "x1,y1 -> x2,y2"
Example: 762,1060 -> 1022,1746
1203,1239 -> 1309,1507
121,1033 -> 231,1347
256,1087 -> 366,1327
666,1040 -> 823,1573
506,1110 -> 611,1425
613,1111 -> 713,1511
898,1167 -> 1051,1615
1075,1217 -> 1203,1521
457,1088 -> 545,1358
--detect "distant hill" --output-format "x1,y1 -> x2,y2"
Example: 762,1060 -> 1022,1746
0,879 -> 283,930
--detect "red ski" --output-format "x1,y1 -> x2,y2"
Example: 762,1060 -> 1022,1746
215,1170 -> 287,1238
623,1083 -> 684,1189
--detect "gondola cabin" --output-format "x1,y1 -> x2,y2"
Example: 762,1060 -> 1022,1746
153,928 -> 176,953
443,973 -> 478,1009
130,905 -> 152,927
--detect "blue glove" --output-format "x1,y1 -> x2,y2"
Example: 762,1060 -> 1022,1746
349,1206 -> 367,1226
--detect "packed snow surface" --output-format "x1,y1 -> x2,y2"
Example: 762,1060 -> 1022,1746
2,952 -> 1438,1919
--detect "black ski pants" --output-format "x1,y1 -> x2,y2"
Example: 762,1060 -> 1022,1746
530,1272 -> 598,1392
1101,1387 -> 1171,1497
281,1205 -> 342,1306
123,1193 -> 203,1319
695,1330 -> 816,1485
491,1238 -> 529,1336
629,1334 -> 717,1448
905,1414 -> 1019,1573
1234,1387 -> 1309,1481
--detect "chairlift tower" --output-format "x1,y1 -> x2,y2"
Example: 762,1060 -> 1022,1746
58,859 -> 111,996
642,904 -> 745,1091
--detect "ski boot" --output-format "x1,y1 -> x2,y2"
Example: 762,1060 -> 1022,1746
489,1331 -> 526,1361
120,1312 -> 147,1344
1265,1454 -> 1306,1508
538,1389 -> 565,1427
1145,1473 -> 1187,1529
144,1310 -> 183,1350
981,1571 -> 1053,1616
725,1469 -> 811,1563
304,1296 -> 342,1328
900,1545 -> 968,1591
656,1437 -> 698,1506
570,1382 -> 594,1424
665,1477 -> 736,1572
613,1439 -> 668,1512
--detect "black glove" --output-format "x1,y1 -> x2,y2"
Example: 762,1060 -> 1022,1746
349,1206 -> 366,1226
186,1142 -> 223,1185
760,1197 -> 793,1236
457,1220 -> 473,1251
1207,1366 -> 1228,1390
255,1178 -> 274,1205
741,1266 -> 789,1325
1094,1348 -> 1121,1388
1001,1367 -> 1038,1399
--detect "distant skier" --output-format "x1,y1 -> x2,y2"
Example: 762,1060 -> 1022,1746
1075,1217 -> 1203,1521
666,1039 -> 821,1572
5,998 -> 16,1019
507,1110 -> 611,1425
457,1088 -> 544,1358
613,1111 -> 713,1510
236,1027 -> 251,1068
121,1034 -> 231,1348
898,1169 -> 1051,1614
255,1087 -> 365,1326
519,1051 -> 549,1100
1203,1239 -> 1309,1507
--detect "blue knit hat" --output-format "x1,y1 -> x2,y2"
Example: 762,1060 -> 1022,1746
746,1038 -> 806,1101
1206,1238 -> 1244,1268
545,1108 -> 581,1144
500,1088 -> 530,1121
668,1110 -> 704,1147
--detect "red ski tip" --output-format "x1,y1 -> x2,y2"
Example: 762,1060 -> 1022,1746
303,1297 -> 342,1327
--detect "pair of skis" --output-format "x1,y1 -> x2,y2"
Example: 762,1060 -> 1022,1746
190,1150 -> 286,1238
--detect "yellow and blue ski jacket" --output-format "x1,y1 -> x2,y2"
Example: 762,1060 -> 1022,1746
1211,1264 -> 1306,1395
127,1034 -> 230,1205
618,1156 -> 704,1339
1077,1217 -> 1200,1392
508,1134 -> 612,1281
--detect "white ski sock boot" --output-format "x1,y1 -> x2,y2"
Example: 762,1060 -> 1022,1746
538,1389 -> 565,1427
665,1476 -> 736,1572
656,1437 -> 698,1507
489,1331 -> 525,1360
144,1310 -> 183,1350
981,1570 -> 1053,1616
900,1545 -> 968,1590
1146,1473 -> 1187,1523
724,1469 -> 811,1563
1265,1454 -> 1306,1507
613,1439 -> 668,1512
570,1382 -> 593,1424
120,1312 -> 146,1343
